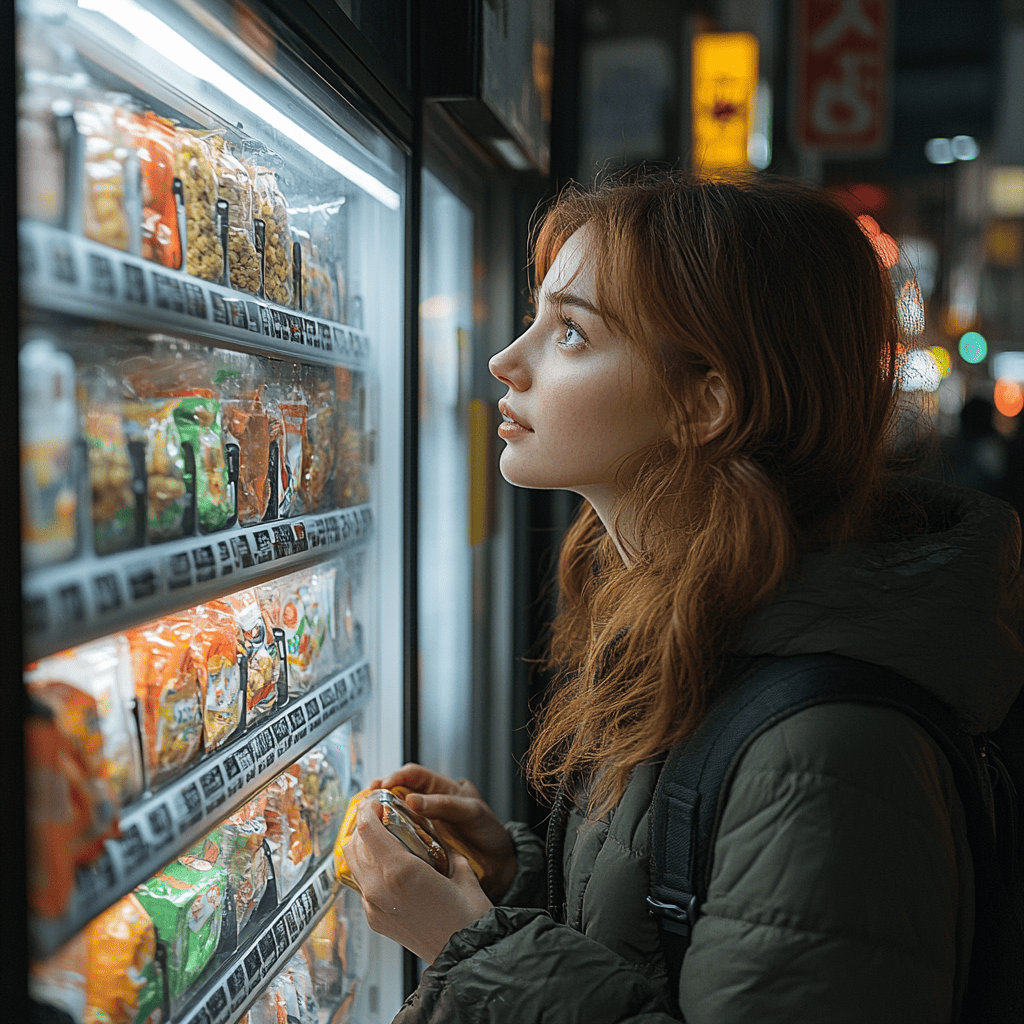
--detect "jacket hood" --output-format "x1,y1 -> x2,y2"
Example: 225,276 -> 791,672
734,478 -> 1023,734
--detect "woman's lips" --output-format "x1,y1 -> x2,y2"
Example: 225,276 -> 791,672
498,400 -> 533,438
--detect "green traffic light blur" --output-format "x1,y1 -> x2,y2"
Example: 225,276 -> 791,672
958,331 -> 987,364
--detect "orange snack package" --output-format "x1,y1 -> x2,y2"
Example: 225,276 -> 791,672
222,388 -> 273,525
128,616 -> 202,788
25,696 -> 114,919
84,893 -> 163,1024
128,110 -> 182,269
191,600 -> 243,750
264,766 -> 313,899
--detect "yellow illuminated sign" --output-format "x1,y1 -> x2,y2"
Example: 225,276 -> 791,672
692,32 -> 759,177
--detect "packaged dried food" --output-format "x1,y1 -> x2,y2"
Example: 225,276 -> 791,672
222,792 -> 270,938
128,110 -> 182,269
222,388 -> 273,525
282,950 -> 319,1024
253,166 -> 293,307
332,369 -> 369,509
76,99 -> 135,252
18,82 -> 70,227
83,403 -> 137,555
211,137 -> 261,295
300,367 -> 335,512
280,572 -> 317,697
264,766 -> 313,898
84,893 -> 163,1024
128,616 -> 202,787
172,393 -> 233,533
20,338 -> 78,568
296,745 -> 345,859
264,382 -> 307,518
226,587 -> 279,726
134,845 -> 226,1006
305,907 -> 340,1005
190,600 -> 242,750
122,398 -> 189,544
174,127 -> 223,283
25,693 -> 114,918
301,255 -> 337,319
26,633 -> 143,812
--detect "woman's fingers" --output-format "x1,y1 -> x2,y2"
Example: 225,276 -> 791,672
403,791 -> 483,822
377,763 -> 472,797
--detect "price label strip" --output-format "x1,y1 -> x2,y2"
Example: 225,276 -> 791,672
179,854 -> 338,1024
18,221 -> 371,368
29,660 -> 372,959
22,506 -> 373,663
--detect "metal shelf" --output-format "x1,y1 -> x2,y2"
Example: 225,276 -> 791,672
19,221 -> 370,369
30,658 -> 370,959
179,852 -> 338,1024
23,503 -> 372,662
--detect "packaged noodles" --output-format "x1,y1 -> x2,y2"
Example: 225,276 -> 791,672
174,128 -> 223,282
134,838 -> 227,1007
128,616 -> 202,788
190,600 -> 243,750
222,792 -> 270,938
122,398 -> 189,544
25,633 -> 143,813
226,587 -> 279,726
264,766 -> 313,898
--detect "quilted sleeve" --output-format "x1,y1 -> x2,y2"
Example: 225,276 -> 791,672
677,702 -> 970,1024
392,906 -> 683,1024
498,821 -> 547,909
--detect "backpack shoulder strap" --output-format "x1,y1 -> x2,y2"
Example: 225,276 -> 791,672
647,652 -> 997,989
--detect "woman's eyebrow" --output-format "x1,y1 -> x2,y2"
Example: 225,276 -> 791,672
540,288 -> 602,318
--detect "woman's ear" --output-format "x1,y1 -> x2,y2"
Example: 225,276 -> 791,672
696,371 -> 730,444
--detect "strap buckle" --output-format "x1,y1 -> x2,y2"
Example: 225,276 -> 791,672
646,893 -> 700,937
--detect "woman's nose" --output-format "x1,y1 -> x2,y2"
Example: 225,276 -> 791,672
489,339 -> 529,391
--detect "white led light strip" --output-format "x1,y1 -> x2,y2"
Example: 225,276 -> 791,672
77,0 -> 402,211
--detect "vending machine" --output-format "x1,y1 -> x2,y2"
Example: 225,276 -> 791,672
15,0 -> 408,1019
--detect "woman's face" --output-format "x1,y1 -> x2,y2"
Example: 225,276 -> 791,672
488,225 -> 670,503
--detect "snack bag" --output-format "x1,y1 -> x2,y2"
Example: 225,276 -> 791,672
20,338 -> 78,568
211,137 -> 261,294
264,385 -> 306,517
128,617 -> 202,788
25,696 -> 113,919
134,850 -> 226,1007
122,398 -> 189,544
311,565 -> 337,679
299,367 -> 335,513
221,388 -> 273,525
190,600 -> 242,750
305,908 -> 340,1005
83,403 -> 137,555
84,893 -> 163,1024
302,255 -> 337,319
221,792 -> 270,938
26,633 -> 144,812
332,369 -> 368,508
171,393 -> 233,533
226,587 -> 279,725
282,950 -> 319,1024
174,127 -> 223,282
253,166 -> 293,307
280,572 -> 316,696
128,110 -> 182,269
264,766 -> 313,898
296,745 -> 345,859
76,99 -> 133,252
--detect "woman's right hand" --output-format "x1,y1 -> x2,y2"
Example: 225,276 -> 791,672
370,763 -> 518,902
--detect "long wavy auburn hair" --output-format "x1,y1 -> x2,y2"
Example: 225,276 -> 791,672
523,172 -> 904,818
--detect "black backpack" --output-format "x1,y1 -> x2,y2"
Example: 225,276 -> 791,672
647,653 -> 1024,1024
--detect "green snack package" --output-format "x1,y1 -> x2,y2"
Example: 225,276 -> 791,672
122,398 -> 188,544
135,843 -> 227,1005
172,394 -> 233,533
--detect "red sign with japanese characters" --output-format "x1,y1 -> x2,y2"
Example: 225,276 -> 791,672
793,0 -> 891,153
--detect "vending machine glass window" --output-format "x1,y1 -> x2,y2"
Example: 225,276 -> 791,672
18,0 -> 406,1019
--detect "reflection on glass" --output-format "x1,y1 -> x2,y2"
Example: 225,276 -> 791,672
419,169 -> 474,781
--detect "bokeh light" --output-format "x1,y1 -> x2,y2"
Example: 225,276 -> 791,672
898,348 -> 941,392
994,379 -> 1024,417
958,331 -> 987,364
929,345 -> 951,378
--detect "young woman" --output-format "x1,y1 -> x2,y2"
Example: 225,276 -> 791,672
342,173 -> 1023,1023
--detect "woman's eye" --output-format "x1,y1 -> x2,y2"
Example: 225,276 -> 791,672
558,320 -> 587,349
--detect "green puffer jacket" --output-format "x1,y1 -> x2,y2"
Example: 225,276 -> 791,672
395,481 -> 1023,1024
